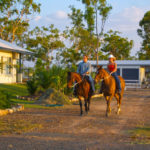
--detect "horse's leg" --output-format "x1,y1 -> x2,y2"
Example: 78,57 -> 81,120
78,97 -> 83,116
87,97 -> 91,112
84,98 -> 88,114
105,96 -> 113,117
115,94 -> 121,114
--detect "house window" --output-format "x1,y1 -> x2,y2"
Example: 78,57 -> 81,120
5,57 -> 12,74
0,56 -> 4,74
122,68 -> 139,83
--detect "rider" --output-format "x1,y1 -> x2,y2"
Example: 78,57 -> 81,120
99,54 -> 121,94
107,54 -> 121,93
76,55 -> 95,95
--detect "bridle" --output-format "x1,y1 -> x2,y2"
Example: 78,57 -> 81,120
71,75 -> 85,88
96,70 -> 111,82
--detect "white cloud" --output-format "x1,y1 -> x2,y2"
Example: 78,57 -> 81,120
55,11 -> 68,19
105,6 -> 148,56
122,6 -> 144,22
31,10 -> 69,30
34,16 -> 42,21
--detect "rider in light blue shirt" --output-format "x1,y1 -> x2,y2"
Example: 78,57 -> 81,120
77,55 -> 95,94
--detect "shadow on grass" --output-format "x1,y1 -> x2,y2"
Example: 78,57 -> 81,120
0,84 -> 28,97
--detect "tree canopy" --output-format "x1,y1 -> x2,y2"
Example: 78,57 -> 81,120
102,30 -> 133,60
25,25 -> 64,69
137,10 -> 150,60
0,0 -> 40,43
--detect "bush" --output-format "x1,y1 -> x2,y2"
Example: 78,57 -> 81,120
26,77 -> 38,95
0,91 -> 11,109
37,88 -> 71,105
36,70 -> 51,90
26,64 -> 72,96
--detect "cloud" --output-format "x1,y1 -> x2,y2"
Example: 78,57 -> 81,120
31,10 -> 69,30
54,11 -> 68,19
104,6 -> 148,56
121,6 -> 144,22
34,16 -> 42,21
108,6 -> 145,32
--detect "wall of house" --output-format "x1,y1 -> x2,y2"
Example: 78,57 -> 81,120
0,50 -> 20,83
140,67 -> 145,83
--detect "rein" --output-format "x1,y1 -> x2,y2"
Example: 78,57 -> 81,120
99,74 -> 111,82
71,76 -> 85,88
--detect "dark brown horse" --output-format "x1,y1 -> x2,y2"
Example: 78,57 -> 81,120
67,72 -> 92,116
94,66 -> 125,117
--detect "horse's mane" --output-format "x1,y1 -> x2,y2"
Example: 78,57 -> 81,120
98,67 -> 110,76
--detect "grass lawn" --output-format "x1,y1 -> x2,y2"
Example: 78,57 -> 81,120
0,83 -> 73,110
0,84 -> 55,109
0,83 -> 29,97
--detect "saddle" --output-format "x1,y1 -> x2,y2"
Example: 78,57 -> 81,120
74,75 -> 93,96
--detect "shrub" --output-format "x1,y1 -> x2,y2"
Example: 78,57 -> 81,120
36,70 -> 51,90
0,91 -> 11,109
26,65 -> 72,96
26,77 -> 38,95
37,88 -> 71,105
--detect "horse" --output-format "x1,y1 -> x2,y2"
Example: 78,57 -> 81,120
67,72 -> 93,116
94,66 -> 125,117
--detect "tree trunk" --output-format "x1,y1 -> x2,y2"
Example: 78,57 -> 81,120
95,6 -> 99,67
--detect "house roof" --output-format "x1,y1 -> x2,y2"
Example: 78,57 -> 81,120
0,39 -> 33,54
78,60 -> 150,67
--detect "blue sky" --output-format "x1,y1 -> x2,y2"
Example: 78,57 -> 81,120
32,0 -> 150,56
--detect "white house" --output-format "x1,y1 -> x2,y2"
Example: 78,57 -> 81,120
0,39 -> 32,83
88,60 -> 150,88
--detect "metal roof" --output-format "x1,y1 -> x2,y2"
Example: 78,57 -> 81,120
0,39 -> 33,54
78,60 -> 150,66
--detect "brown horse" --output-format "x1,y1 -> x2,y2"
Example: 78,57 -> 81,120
67,72 -> 92,116
94,66 -> 125,117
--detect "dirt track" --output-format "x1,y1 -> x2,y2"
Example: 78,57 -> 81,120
0,89 -> 150,150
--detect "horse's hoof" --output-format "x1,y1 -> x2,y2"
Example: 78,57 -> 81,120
117,111 -> 120,115
85,111 -> 88,115
80,113 -> 83,116
106,113 -> 111,117
117,109 -> 121,115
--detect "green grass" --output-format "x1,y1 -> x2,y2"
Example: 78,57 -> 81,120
0,84 -> 66,109
0,84 -> 44,109
0,83 -> 29,97
129,126 -> 150,144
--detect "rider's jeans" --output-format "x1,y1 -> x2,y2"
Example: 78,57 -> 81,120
88,75 -> 95,92
111,72 -> 121,91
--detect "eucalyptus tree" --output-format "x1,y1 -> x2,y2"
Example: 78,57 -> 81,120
26,25 -> 65,69
137,10 -> 150,60
61,6 -> 98,67
102,30 -> 133,60
80,0 -> 112,65
0,0 -> 40,43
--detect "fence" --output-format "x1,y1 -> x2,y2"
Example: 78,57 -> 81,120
125,80 -> 141,89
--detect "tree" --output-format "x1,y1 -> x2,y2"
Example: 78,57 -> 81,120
61,7 -> 98,66
0,0 -> 40,43
61,1 -> 112,67
80,0 -> 112,65
102,30 -> 133,60
137,11 -> 150,60
26,25 -> 65,69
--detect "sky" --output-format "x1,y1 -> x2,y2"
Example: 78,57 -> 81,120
31,0 -> 150,57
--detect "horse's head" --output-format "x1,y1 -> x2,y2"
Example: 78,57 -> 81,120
94,66 -> 106,83
67,72 -> 75,88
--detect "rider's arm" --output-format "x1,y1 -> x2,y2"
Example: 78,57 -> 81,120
83,63 -> 91,75
77,63 -> 81,74
110,63 -> 117,74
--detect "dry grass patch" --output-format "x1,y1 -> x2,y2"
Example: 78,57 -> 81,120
0,119 -> 42,135
129,126 -> 150,144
